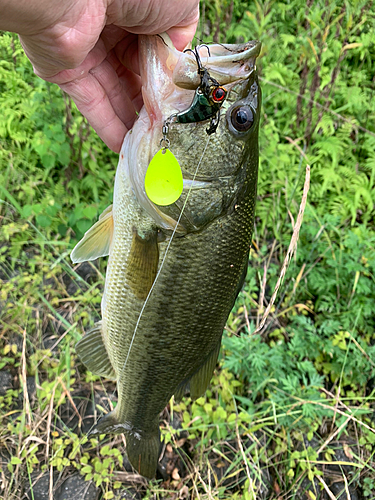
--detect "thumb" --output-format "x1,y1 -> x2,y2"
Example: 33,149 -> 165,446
166,6 -> 200,51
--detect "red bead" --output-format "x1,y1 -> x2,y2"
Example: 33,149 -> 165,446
212,87 -> 226,103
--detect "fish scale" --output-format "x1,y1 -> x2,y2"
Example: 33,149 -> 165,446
71,33 -> 261,478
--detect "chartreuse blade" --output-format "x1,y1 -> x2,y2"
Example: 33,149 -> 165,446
145,149 -> 183,206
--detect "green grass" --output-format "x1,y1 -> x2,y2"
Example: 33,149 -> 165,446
1,0 -> 375,498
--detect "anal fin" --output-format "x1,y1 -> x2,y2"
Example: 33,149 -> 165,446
174,340 -> 221,402
76,322 -> 116,380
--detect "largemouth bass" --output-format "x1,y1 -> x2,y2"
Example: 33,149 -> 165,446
71,34 -> 261,478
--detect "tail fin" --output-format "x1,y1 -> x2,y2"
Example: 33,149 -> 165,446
125,424 -> 161,479
88,411 -> 160,479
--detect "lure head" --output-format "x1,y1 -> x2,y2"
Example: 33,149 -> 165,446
174,52 -> 228,133
123,34 -> 261,232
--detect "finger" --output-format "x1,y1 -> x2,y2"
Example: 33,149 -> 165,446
21,27 -> 109,80
59,72 -> 127,153
45,37 -> 109,83
114,35 -> 140,76
100,25 -> 134,52
106,51 -> 144,113
167,6 -> 200,51
90,57 -> 141,129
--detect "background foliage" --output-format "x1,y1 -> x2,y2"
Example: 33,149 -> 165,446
1,0 -> 375,499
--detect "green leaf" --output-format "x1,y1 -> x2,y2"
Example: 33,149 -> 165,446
36,214 -> 52,228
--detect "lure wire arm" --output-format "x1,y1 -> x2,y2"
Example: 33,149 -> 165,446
184,45 -> 220,98
207,112 -> 220,135
183,45 -> 211,73
160,114 -> 177,149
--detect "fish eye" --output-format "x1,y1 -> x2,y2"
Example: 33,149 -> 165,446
230,106 -> 254,132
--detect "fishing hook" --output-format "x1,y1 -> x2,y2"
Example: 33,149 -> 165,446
184,45 -> 220,97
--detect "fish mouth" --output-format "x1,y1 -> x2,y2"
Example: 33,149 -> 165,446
130,35 -> 261,232
139,34 -> 261,123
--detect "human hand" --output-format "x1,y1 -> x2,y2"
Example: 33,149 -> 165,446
11,0 -> 199,152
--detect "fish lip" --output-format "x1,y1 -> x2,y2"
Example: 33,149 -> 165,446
158,31 -> 262,59
172,39 -> 261,91
242,40 -> 261,58
196,39 -> 261,64
215,39 -> 262,59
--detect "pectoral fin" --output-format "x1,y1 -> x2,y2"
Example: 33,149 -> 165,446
126,229 -> 159,300
71,206 -> 113,263
174,340 -> 221,402
76,322 -> 116,380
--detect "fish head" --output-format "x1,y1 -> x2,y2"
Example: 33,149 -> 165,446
123,34 -> 261,231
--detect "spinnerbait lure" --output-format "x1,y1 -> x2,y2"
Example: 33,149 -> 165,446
170,45 -> 228,135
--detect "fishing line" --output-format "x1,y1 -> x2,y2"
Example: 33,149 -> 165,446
118,134 -> 212,383
194,36 -> 234,52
